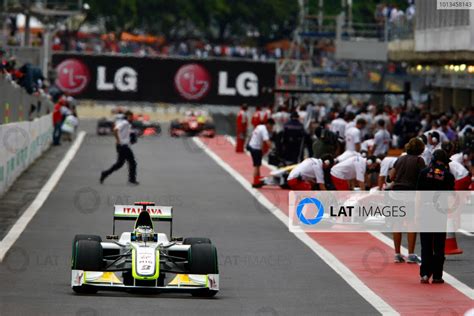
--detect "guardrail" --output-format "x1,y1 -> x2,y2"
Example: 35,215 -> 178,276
0,76 -> 53,124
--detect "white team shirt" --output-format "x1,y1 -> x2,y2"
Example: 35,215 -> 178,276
288,158 -> 325,184
248,125 -> 270,150
345,127 -> 361,151
61,115 -> 78,134
427,142 -> 441,154
272,111 -> 290,133
336,150 -> 360,163
331,156 -> 367,182
421,147 -> 433,165
450,153 -> 472,168
449,161 -> 469,180
379,157 -> 398,177
346,121 -> 356,130
115,119 -> 131,145
329,118 -> 347,139
373,129 -> 391,156
424,129 -> 448,143
361,139 -> 374,152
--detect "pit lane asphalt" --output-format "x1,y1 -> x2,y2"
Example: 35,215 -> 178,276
0,120 -> 379,316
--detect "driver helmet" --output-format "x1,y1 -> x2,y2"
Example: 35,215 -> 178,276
134,225 -> 154,242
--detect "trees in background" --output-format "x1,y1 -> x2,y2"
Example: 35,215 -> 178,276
86,0 -> 298,43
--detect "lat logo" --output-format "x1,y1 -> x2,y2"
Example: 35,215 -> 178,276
174,64 -> 211,101
55,59 -> 90,95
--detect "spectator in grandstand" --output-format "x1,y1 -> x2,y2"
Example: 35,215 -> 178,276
17,63 -> 45,94
417,149 -> 455,284
247,118 -> 275,188
100,110 -> 139,185
286,154 -> 334,191
345,118 -> 366,152
389,137 -> 426,263
373,119 -> 391,156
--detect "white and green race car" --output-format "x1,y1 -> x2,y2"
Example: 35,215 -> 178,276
71,202 -> 219,297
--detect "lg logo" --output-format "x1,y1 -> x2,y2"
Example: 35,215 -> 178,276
174,64 -> 211,101
97,66 -> 137,92
174,63 -> 259,101
218,71 -> 258,97
55,59 -> 137,94
55,59 -> 90,95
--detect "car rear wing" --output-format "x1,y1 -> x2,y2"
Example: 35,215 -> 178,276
113,202 -> 173,237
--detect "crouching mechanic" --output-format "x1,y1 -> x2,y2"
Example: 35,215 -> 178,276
330,155 -> 380,190
247,118 -> 275,188
287,154 -> 334,190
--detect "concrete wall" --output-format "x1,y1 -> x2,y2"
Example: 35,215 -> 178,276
0,76 -> 53,124
0,114 -> 52,197
0,76 -> 53,197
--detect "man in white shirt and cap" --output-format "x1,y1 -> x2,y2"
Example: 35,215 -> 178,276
247,119 -> 275,188
345,118 -> 366,152
100,111 -> 139,185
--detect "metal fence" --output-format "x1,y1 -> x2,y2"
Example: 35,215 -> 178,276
0,76 -> 53,124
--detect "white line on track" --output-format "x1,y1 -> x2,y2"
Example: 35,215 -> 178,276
193,137 -> 399,316
370,232 -> 474,300
227,135 -> 473,300
458,229 -> 473,237
0,131 -> 86,262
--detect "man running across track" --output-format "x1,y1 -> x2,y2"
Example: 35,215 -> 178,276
100,111 -> 139,185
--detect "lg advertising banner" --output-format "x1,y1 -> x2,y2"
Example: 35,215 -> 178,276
52,53 -> 275,106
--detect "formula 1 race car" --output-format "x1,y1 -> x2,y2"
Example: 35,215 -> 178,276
97,114 -> 161,137
170,109 -> 215,137
71,202 -> 219,297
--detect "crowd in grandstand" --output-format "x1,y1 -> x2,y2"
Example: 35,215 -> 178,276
1,47 -> 79,144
